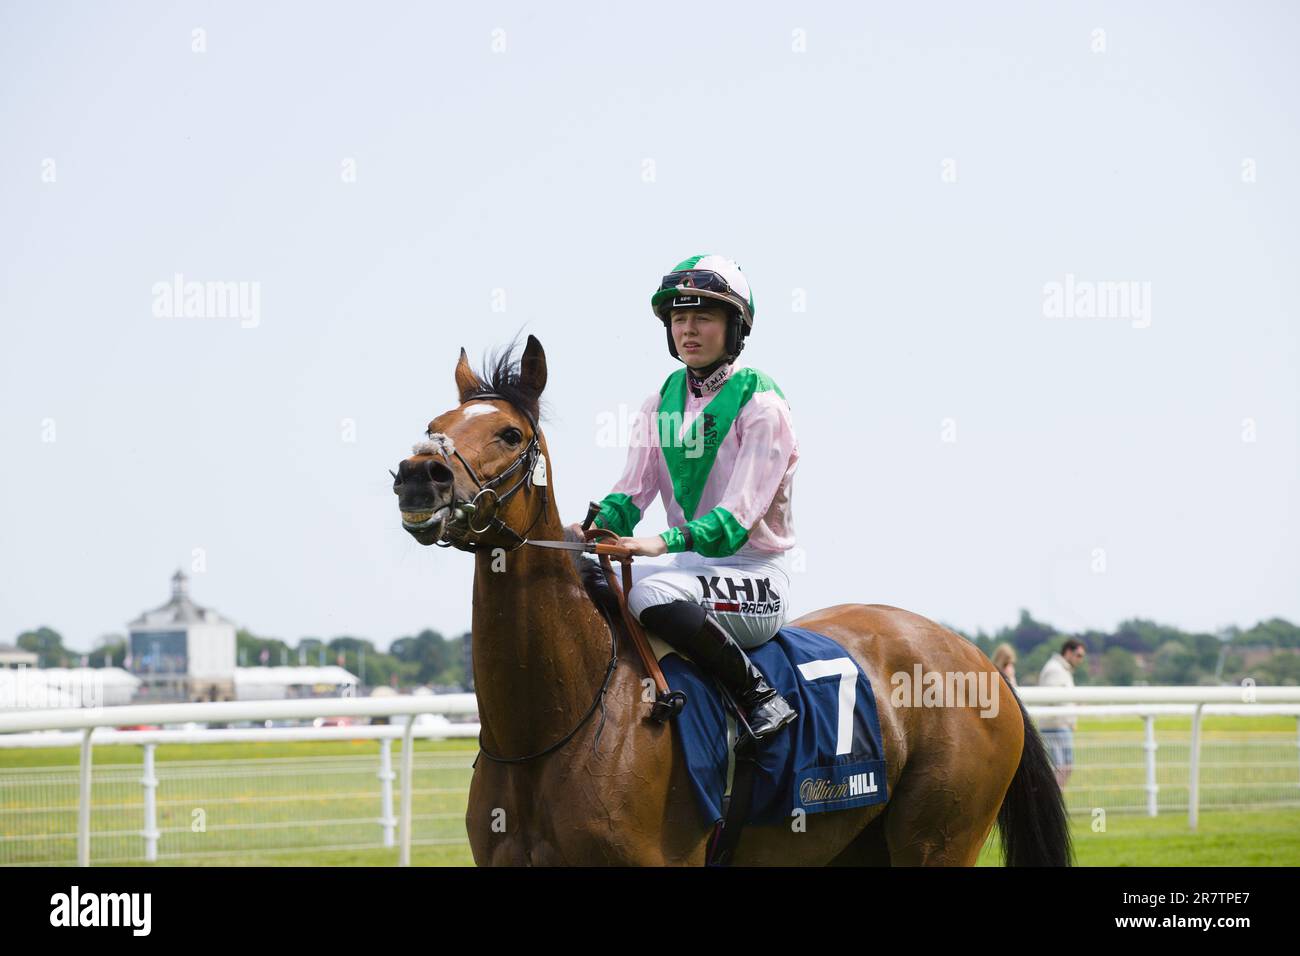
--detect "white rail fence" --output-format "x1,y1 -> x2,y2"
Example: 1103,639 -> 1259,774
1,687 -> 1299,866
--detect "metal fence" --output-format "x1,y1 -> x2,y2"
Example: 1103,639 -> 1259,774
1027,704 -> 1300,818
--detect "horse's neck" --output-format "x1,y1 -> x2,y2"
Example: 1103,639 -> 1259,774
470,514 -> 619,758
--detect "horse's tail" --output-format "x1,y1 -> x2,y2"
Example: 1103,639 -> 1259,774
995,681 -> 1074,866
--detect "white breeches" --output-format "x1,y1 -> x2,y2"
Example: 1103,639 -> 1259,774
626,549 -> 792,650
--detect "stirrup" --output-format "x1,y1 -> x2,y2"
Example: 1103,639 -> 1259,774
745,691 -> 798,739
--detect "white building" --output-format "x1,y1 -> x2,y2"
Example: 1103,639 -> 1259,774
127,570 -> 236,701
0,644 -> 38,669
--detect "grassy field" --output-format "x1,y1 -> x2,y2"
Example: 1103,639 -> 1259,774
85,806 -> 1297,867
2,717 -> 1296,866
58,805 -> 1291,866
977,807 -> 1300,866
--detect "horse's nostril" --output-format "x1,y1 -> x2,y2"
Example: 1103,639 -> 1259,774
426,459 -> 453,484
399,457 -> 453,486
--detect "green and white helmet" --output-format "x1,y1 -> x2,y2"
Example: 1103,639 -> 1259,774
651,254 -> 756,362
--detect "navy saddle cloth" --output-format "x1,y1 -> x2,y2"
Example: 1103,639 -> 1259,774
660,624 -> 889,827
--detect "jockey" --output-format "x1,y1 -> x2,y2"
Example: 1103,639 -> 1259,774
574,255 -> 800,740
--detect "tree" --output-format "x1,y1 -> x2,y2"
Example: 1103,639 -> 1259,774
92,633 -> 127,668
1101,647 -> 1138,686
1151,640 -> 1199,685
1251,651 -> 1300,685
1239,618 -> 1300,649
996,610 -> 1056,655
236,629 -> 292,667
17,627 -> 69,667
1111,619 -> 1182,654
391,629 -> 457,684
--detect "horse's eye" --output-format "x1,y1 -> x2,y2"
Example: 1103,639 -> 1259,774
502,428 -> 522,446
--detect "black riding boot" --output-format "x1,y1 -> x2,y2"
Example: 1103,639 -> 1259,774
640,600 -> 798,740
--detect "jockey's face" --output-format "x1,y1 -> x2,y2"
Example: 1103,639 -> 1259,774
670,306 -> 728,368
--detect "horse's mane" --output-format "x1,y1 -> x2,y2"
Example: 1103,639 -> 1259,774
467,337 -> 620,619
463,334 -> 550,425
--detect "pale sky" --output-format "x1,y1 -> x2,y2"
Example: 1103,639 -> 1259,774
2,1 -> 1296,653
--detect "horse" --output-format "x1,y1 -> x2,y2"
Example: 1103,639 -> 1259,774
392,334 -> 1072,866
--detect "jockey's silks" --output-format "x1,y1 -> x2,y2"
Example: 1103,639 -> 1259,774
593,361 -> 799,559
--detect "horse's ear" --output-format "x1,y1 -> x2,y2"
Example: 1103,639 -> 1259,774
454,347 -> 478,402
519,335 -> 547,398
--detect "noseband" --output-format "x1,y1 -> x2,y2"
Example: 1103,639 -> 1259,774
420,392 -> 547,553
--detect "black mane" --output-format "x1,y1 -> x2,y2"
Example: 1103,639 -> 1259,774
463,334 -> 548,425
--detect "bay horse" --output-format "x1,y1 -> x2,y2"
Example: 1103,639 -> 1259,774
392,334 -> 1072,866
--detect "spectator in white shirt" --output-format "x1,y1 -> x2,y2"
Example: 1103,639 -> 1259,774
1038,639 -> 1087,789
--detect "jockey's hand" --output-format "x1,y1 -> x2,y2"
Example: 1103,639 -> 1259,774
618,535 -> 668,557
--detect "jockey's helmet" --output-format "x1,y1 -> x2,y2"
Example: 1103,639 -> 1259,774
651,254 -> 755,363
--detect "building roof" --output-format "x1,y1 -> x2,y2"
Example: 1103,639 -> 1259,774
0,644 -> 39,664
129,570 -> 234,630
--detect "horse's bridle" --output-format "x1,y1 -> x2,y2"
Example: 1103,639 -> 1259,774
424,391 -> 547,553
417,391 -> 620,764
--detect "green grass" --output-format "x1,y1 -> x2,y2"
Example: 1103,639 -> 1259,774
977,807 -> 1300,866
107,842 -> 476,867
108,806 -> 1300,867
1072,714 -> 1298,735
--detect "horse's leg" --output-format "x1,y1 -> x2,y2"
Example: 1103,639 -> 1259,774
879,779 -> 999,866
466,765 -> 539,866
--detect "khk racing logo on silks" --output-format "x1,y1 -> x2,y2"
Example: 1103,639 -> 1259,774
697,575 -> 782,615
